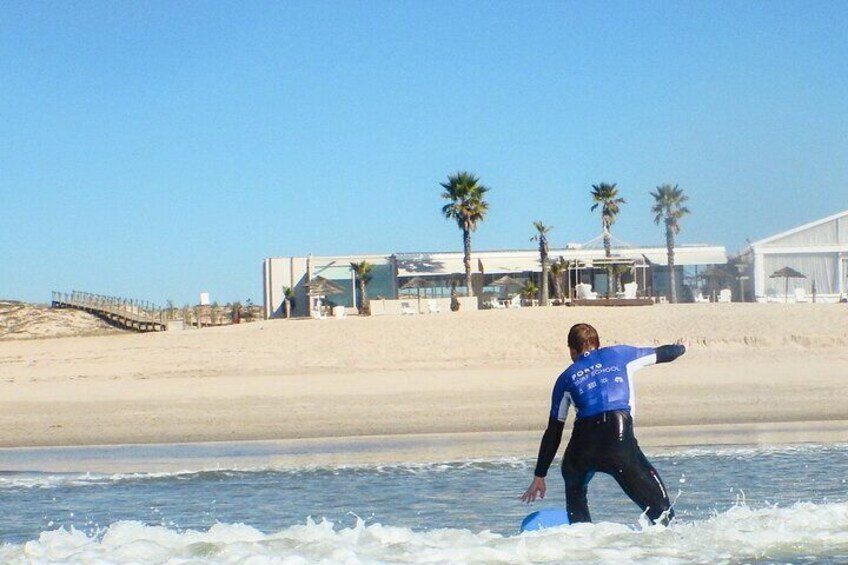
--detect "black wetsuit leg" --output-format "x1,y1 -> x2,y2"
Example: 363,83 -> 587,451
563,413 -> 616,523
561,410 -> 674,525
561,436 -> 594,523
607,440 -> 674,525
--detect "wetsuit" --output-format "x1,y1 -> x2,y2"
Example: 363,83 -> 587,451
532,344 -> 685,525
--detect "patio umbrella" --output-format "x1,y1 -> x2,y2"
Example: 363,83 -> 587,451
769,266 -> 806,303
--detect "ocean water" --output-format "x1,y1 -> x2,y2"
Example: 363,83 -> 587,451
1,442 -> 847,564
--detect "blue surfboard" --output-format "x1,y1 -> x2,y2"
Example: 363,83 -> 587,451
520,509 -> 570,532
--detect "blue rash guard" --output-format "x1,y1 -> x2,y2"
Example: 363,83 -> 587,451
534,343 -> 685,479
550,345 -> 660,422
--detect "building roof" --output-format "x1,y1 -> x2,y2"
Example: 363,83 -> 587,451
749,209 -> 848,248
269,244 -> 727,279
394,245 -> 726,277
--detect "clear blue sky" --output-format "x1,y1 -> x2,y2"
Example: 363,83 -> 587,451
2,1 -> 846,305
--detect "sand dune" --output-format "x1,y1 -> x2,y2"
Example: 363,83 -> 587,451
0,301 -> 120,341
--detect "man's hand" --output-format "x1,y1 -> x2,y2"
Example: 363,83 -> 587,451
520,476 -> 546,503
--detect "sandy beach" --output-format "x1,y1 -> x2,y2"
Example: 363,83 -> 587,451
1,304 -> 847,459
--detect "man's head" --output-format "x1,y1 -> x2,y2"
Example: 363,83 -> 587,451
568,323 -> 600,360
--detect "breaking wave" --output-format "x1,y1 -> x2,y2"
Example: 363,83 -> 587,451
2,501 -> 847,564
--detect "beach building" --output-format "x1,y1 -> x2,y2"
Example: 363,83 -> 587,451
740,210 -> 848,303
262,240 -> 727,318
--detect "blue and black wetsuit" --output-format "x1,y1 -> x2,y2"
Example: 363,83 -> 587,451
533,344 -> 685,525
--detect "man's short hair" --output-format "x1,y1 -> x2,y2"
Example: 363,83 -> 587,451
568,323 -> 600,352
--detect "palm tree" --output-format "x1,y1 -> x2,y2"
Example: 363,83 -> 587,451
441,171 -> 490,297
282,286 -> 293,318
611,264 -> 631,294
449,279 -> 460,311
591,182 -> 626,297
650,184 -> 690,303
350,261 -> 374,315
590,183 -> 625,256
549,256 -> 568,302
521,280 -> 539,304
531,221 -> 553,306
697,264 -> 735,300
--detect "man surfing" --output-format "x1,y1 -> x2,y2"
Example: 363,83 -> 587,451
520,323 -> 686,525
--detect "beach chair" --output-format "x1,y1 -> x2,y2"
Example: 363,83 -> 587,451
310,297 -> 327,319
621,282 -> 638,299
485,297 -> 505,309
333,306 -> 346,319
427,299 -> 441,314
693,290 -> 710,303
401,301 -> 417,315
718,289 -> 732,303
576,283 -> 598,300
509,294 -> 523,308
794,287 -> 809,303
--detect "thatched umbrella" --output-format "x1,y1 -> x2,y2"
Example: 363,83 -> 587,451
400,276 -> 434,293
769,266 -> 806,303
400,276 -> 435,310
307,276 -> 345,316
490,274 -> 524,300
490,274 -> 524,289
307,276 -> 345,296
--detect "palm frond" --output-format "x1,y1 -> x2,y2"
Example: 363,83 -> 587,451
440,171 -> 490,231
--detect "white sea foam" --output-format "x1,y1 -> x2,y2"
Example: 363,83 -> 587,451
1,502 -> 846,564
0,459 -> 535,491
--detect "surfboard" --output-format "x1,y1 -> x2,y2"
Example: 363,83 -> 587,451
520,509 -> 570,532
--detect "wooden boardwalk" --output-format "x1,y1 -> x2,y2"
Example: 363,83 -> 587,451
51,291 -> 167,332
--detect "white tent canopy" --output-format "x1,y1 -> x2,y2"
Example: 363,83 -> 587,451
744,209 -> 848,302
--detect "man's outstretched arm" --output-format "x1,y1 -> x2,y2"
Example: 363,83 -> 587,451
655,343 -> 686,364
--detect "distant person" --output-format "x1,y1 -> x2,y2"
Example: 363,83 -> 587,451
520,323 -> 686,525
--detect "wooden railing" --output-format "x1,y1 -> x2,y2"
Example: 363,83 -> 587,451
51,291 -> 167,332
